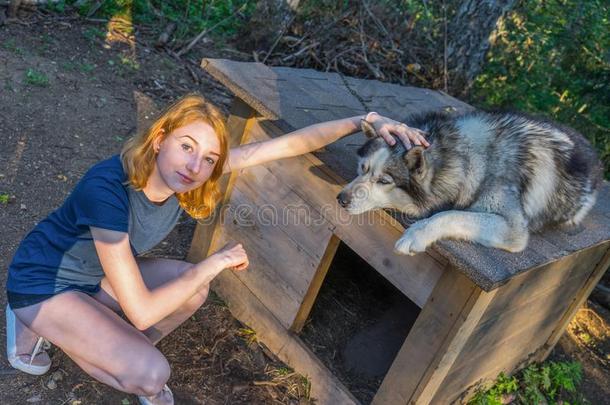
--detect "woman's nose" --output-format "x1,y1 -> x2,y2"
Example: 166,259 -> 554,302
186,156 -> 202,174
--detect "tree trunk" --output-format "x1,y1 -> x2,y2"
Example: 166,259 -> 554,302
248,0 -> 300,49
446,0 -> 517,96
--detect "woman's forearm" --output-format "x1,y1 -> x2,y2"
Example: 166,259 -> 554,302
133,257 -> 223,330
225,114 -> 365,173
276,115 -> 363,156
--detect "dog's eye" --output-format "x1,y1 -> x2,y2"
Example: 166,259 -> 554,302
377,176 -> 393,185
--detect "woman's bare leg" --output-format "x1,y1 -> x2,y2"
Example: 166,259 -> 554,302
13,291 -> 172,404
94,257 -> 210,345
11,311 -> 51,366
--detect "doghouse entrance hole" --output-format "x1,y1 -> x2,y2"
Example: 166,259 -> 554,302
299,241 -> 421,404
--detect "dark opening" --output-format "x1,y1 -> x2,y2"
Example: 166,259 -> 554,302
299,241 -> 421,404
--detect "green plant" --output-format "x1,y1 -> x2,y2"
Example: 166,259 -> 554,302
83,27 -> 106,43
470,372 -> 518,405
75,0 -> 257,45
473,0 -> 610,179
119,55 -> 140,70
3,39 -> 24,56
237,327 -> 257,345
0,194 -> 9,205
469,361 -> 584,405
24,69 -> 49,87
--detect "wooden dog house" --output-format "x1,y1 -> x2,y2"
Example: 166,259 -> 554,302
187,59 -> 610,404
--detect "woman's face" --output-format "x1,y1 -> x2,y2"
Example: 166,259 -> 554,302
153,120 -> 221,194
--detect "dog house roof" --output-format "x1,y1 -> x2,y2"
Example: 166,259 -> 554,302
201,58 -> 610,291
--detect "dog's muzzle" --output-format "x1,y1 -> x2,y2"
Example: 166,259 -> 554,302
336,191 -> 351,208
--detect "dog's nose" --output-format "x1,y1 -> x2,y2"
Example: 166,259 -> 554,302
336,191 -> 351,208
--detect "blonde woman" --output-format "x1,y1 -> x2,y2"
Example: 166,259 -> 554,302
5,94 -> 427,405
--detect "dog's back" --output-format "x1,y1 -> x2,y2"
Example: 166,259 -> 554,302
406,111 -> 603,230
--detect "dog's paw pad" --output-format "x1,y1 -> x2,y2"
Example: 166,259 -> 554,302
394,236 -> 415,255
395,232 -> 430,256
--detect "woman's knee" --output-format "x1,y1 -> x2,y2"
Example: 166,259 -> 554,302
117,349 -> 171,396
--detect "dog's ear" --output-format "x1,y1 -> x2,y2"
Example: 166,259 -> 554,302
404,146 -> 426,176
361,119 -> 379,138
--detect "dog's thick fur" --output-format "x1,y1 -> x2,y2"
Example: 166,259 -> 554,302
337,111 -> 603,255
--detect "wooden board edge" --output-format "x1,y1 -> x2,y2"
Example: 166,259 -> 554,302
290,234 -> 341,333
535,242 -> 610,361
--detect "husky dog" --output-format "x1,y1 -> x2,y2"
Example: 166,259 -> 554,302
337,111 -> 603,255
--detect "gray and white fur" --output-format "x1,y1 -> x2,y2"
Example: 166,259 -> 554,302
337,110 -> 603,255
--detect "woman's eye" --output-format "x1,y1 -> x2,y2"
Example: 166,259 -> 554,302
181,144 -> 193,152
206,157 -> 216,165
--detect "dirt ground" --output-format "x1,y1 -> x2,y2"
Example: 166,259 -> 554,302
0,10 -> 608,405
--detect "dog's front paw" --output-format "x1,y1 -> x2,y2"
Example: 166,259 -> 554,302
393,222 -> 432,256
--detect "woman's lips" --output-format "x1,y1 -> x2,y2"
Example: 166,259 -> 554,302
177,172 -> 194,184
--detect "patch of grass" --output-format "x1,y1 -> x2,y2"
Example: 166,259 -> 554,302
0,193 -> 9,205
24,69 -> 49,87
63,61 -> 97,74
3,39 -> 25,56
119,55 -> 140,70
75,0 -> 257,44
82,26 -> 106,43
270,367 -> 293,377
469,361 -> 586,405
237,327 -> 257,345
4,78 -> 14,92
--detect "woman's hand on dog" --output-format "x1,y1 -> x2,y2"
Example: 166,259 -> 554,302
367,112 -> 429,149
212,242 -> 249,271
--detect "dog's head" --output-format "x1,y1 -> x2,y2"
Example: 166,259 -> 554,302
336,120 -> 430,217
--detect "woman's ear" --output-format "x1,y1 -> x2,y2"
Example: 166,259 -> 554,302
152,129 -> 166,153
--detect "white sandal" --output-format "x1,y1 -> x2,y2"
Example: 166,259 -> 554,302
138,384 -> 174,405
5,304 -> 52,375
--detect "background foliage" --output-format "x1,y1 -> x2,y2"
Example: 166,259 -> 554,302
47,0 -> 609,177
472,0 -> 610,179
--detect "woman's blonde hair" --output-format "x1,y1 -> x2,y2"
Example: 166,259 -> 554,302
121,93 -> 229,219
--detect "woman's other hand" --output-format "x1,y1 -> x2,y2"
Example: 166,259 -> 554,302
365,112 -> 429,150
212,242 -> 249,271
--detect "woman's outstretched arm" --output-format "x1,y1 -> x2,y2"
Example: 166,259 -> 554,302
223,113 -> 428,173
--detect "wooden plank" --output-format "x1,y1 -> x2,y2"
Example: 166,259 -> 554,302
371,267 -> 478,405
431,244 -> 610,403
248,119 -> 444,308
234,162 -> 334,262
211,186 -> 329,328
211,269 -> 359,405
229,184 -> 327,295
187,98 -> 255,262
433,322 -> 556,403
412,285 -> 497,404
536,242 -> 610,361
290,234 -> 341,333
477,244 -> 607,326
454,274 -> 587,369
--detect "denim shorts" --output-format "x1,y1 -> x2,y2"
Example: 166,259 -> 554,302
7,284 -> 101,309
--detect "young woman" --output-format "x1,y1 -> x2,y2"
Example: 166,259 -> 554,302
5,94 -> 428,405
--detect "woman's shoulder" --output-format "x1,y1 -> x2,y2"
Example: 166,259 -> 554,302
83,155 -> 127,183
72,155 -> 129,204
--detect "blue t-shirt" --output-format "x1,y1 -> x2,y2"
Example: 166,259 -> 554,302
6,155 -> 183,295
